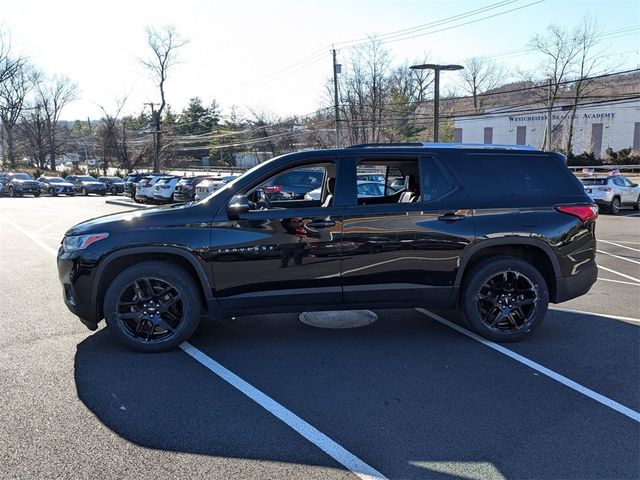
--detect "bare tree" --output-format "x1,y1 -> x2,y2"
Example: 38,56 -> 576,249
19,102 -> 50,169
0,27 -> 24,86
36,75 -> 79,169
565,17 -> 605,155
528,24 -> 582,149
139,26 -> 188,171
0,62 -> 34,167
459,57 -> 508,112
97,98 -> 129,174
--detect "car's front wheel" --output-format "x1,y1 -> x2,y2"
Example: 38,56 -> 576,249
81,187 -> 88,196
49,187 -> 57,197
633,195 -> 639,211
461,256 -> 549,342
103,261 -> 202,352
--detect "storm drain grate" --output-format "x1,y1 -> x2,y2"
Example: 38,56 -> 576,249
299,310 -> 378,329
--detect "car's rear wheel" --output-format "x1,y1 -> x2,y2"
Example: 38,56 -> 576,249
34,192 -> 40,197
103,261 -> 202,352
610,197 -> 621,214
49,187 -> 57,197
9,186 -> 15,197
462,256 -> 549,342
633,195 -> 639,211
81,187 -> 88,196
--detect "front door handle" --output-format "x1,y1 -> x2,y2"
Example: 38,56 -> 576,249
307,220 -> 336,228
437,212 -> 467,222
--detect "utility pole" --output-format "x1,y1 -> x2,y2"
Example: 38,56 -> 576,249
546,79 -> 553,151
145,102 -> 160,172
332,48 -> 341,148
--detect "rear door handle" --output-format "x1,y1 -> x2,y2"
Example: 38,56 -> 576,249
437,212 -> 467,222
307,220 -> 336,228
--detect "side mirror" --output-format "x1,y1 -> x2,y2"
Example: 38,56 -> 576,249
227,194 -> 250,218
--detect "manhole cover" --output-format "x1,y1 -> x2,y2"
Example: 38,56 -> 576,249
299,310 -> 378,329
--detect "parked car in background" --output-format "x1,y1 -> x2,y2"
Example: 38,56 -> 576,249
263,168 -> 324,200
305,180 -> 399,200
194,175 -> 238,201
152,176 -> 182,203
97,176 -> 125,195
1,172 -> 41,197
135,174 -> 169,203
581,175 -> 640,214
123,173 -> 148,198
173,176 -> 209,202
37,176 -> 76,196
66,175 -> 107,196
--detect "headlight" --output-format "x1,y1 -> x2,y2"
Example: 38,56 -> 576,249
63,233 -> 109,252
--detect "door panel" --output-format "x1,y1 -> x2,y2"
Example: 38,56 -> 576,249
341,205 -> 473,305
211,207 -> 343,311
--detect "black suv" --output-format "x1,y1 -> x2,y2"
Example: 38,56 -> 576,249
57,143 -> 598,352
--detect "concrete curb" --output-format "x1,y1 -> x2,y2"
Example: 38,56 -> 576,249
105,199 -> 151,209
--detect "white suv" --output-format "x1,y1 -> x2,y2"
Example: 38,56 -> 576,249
135,175 -> 169,203
194,175 -> 238,201
581,175 -> 640,214
152,176 -> 181,203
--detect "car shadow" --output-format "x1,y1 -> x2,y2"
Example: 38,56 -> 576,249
74,310 -> 639,479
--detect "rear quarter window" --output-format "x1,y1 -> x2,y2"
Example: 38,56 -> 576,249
454,153 -> 582,199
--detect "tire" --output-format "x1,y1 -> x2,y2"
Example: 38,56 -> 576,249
9,186 -> 15,197
34,192 -> 40,198
81,187 -> 88,196
609,197 -> 621,215
103,261 -> 202,352
633,195 -> 639,211
461,256 -> 549,342
49,187 -> 57,197
100,191 -> 106,196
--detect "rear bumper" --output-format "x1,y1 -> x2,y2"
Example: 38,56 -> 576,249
553,259 -> 598,303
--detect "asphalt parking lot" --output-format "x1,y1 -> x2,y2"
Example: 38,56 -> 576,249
1,196 -> 638,479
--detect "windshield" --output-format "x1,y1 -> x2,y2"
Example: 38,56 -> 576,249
108,177 -> 123,182
13,173 -> 33,180
48,178 -> 65,183
78,176 -> 97,181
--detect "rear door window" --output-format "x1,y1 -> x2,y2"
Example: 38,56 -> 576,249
455,153 -> 581,198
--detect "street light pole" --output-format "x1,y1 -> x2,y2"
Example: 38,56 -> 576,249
410,63 -> 464,143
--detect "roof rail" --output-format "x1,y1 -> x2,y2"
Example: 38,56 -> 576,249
421,142 -> 537,151
345,142 -> 538,151
346,142 -> 424,149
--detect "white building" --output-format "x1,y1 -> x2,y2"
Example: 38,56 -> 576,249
453,98 -> 640,157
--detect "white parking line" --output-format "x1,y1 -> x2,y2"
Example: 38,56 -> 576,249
598,240 -> 640,254
416,308 -> 640,423
1,215 -> 59,257
597,265 -> 640,284
549,307 -> 640,326
597,249 -> 640,265
180,342 -> 387,480
598,240 -> 640,245
598,278 -> 640,287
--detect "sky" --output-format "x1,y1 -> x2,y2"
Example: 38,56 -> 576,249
1,0 -> 639,121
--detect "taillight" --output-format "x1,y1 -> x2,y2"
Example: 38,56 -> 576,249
597,186 -> 611,192
555,204 -> 598,223
265,185 -> 282,193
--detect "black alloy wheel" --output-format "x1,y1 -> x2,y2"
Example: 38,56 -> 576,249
476,270 -> 538,332
462,256 -> 549,342
104,261 -> 201,352
610,197 -> 621,215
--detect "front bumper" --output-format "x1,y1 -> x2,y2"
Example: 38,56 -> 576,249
553,259 -> 598,303
58,249 -> 100,329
